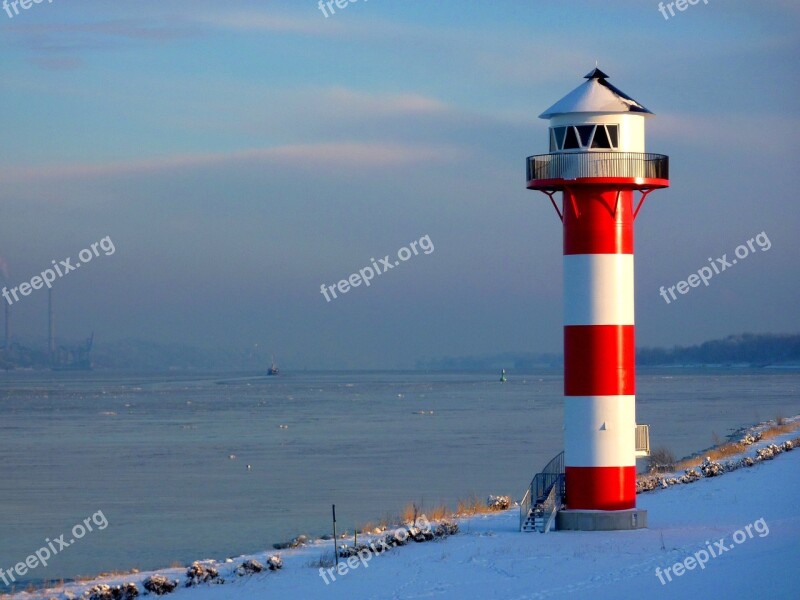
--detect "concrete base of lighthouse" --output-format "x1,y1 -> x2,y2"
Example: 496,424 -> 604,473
556,508 -> 647,531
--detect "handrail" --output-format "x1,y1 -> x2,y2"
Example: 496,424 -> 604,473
519,488 -> 531,531
528,450 -> 564,501
520,451 -> 566,532
527,152 -> 669,182
541,450 -> 564,476
539,477 -> 561,533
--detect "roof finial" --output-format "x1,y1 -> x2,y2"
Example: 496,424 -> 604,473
584,66 -> 609,80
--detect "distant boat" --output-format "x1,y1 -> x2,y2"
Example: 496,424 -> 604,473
268,355 -> 279,376
500,369 -> 507,383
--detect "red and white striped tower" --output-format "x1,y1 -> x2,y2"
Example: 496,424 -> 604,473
527,69 -> 669,529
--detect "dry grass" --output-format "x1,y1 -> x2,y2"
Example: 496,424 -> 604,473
306,549 -> 336,569
75,568 -> 141,583
7,577 -> 67,598
758,421 -> 799,441
675,442 -> 745,470
358,515 -> 391,534
376,496 -> 499,532
358,521 -> 376,534
401,502 -> 422,524
401,501 -> 457,522
674,419 -> 800,471
455,495 -> 494,517
427,504 -> 450,521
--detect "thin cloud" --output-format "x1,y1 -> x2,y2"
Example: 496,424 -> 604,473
0,142 -> 467,184
323,87 -> 450,116
195,11 -> 344,35
12,19 -> 200,41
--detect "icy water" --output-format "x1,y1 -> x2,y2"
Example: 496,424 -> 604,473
0,369 -> 798,590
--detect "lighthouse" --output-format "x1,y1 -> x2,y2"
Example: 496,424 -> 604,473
527,68 -> 669,530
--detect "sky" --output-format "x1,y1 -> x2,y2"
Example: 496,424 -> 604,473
0,0 -> 798,369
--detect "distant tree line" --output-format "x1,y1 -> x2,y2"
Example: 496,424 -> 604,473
419,333 -> 800,371
636,333 -> 800,366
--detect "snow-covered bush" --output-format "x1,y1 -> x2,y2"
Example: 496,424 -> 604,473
235,559 -> 265,576
273,534 -> 308,550
338,543 -> 371,558
142,575 -> 179,596
756,444 -> 782,461
185,562 -> 222,587
679,468 -> 701,483
434,520 -> 459,537
407,525 -> 434,542
387,529 -> 410,547
487,495 -> 512,511
85,583 -> 139,600
267,555 -> 283,571
740,432 -> 763,446
700,457 -> 724,477
636,476 -> 662,493
85,584 -> 113,600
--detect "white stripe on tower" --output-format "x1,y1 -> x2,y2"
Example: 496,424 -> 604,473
564,255 -> 634,326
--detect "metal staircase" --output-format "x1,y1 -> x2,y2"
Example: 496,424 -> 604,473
520,451 -> 565,533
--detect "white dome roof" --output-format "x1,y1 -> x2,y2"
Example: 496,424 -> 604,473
539,68 -> 653,119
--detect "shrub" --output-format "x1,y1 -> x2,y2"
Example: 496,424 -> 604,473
185,562 -> 222,587
487,495 -> 512,511
236,559 -> 265,576
648,447 -> 676,472
143,575 -> 179,596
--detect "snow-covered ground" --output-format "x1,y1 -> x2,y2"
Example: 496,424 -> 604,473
12,426 -> 800,600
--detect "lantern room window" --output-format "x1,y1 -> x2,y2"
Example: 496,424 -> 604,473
549,124 -> 619,151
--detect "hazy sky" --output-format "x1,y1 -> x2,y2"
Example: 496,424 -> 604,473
1,0 -> 798,368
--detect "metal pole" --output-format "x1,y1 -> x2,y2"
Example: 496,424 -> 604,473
332,504 -> 338,567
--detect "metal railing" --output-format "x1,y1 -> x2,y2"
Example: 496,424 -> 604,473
635,424 -> 651,457
519,488 -> 531,531
527,152 -> 669,182
538,477 -> 562,533
529,450 -> 565,501
520,451 -> 565,532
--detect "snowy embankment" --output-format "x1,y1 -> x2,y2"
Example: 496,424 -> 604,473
12,421 -> 800,600
637,416 -> 800,491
